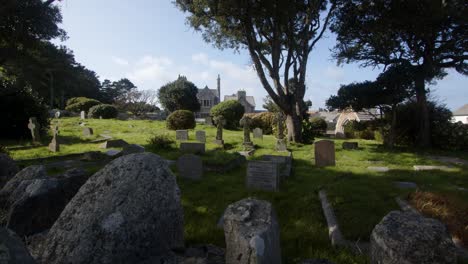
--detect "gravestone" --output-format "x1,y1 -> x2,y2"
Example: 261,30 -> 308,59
367,166 -> 390,172
275,113 -> 287,151
48,126 -> 60,152
177,154 -> 203,180
246,161 -> 280,191
213,115 -> 226,145
370,211 -> 456,264
394,181 -> 418,189
240,116 -> 254,150
253,127 -> 263,140
195,130 -> 206,143
262,153 -> 292,179
223,198 -> 281,264
413,165 -> 451,171
342,142 -> 358,150
54,111 -> 60,119
80,111 -> 86,120
176,130 -> 189,141
99,139 -> 129,149
82,127 -> 93,136
27,117 -> 40,143
205,116 -> 213,126
180,142 -> 205,154
314,140 -> 335,167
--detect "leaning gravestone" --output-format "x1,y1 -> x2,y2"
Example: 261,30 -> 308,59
223,198 -> 281,264
80,111 -> 86,120
180,142 -> 205,154
48,126 -> 60,152
195,130 -> 206,143
176,130 -> 189,141
82,127 -> 93,136
177,154 -> 203,180
40,153 -> 184,264
246,161 -> 280,191
314,140 -> 335,167
370,211 -> 456,264
342,142 -> 358,150
99,139 -> 129,149
27,117 -> 40,144
253,127 -> 263,140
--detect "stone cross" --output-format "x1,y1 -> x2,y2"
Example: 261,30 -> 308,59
239,116 -> 252,144
27,117 -> 40,143
275,112 -> 286,139
213,116 -> 226,146
48,125 -> 60,152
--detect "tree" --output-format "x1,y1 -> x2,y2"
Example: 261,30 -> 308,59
175,0 -> 336,142
262,95 -> 281,113
114,89 -> 160,116
330,0 -> 467,147
99,78 -> 137,104
157,76 -> 200,112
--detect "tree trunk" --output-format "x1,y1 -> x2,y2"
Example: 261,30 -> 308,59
286,110 -> 302,143
387,104 -> 397,148
415,76 -> 431,148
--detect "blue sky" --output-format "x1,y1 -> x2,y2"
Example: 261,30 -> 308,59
56,0 -> 467,111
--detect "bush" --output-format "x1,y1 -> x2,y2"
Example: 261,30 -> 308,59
147,133 -> 175,149
65,97 -> 101,113
247,112 -> 276,134
87,104 -> 118,119
302,118 -> 328,144
210,100 -> 245,129
0,80 -> 49,140
166,110 -> 196,130
343,120 -> 376,140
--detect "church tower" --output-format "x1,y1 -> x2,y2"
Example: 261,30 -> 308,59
217,74 -> 221,103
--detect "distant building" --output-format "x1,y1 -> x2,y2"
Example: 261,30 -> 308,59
195,75 -> 221,118
224,90 -> 255,113
452,104 -> 468,124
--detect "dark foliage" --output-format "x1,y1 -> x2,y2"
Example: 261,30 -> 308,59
166,110 -> 196,130
158,76 -> 200,112
210,100 -> 245,129
87,104 -> 118,119
65,97 -> 101,113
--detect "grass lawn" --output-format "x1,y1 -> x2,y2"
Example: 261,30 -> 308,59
3,117 -> 467,264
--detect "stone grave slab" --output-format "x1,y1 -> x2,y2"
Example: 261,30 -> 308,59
261,152 -> 292,179
180,142 -> 205,154
82,127 -> 93,136
394,181 -> 418,189
342,142 -> 358,150
99,139 -> 129,149
176,130 -> 189,141
177,154 -> 203,180
413,165 -> 452,171
314,140 -> 335,167
246,161 -> 280,191
80,111 -> 86,119
367,166 -> 390,172
195,130 -> 206,143
105,150 -> 122,157
253,128 -> 263,139
205,116 -> 213,126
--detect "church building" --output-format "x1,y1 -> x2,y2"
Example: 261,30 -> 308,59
195,75 -> 221,118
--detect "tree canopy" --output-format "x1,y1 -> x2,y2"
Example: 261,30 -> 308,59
157,76 -> 200,112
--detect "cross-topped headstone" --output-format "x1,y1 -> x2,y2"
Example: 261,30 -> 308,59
275,113 -> 287,151
27,117 -> 40,144
48,125 -> 60,152
213,115 -> 226,145
239,116 -> 253,150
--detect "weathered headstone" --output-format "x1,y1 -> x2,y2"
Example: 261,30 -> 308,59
240,116 -> 254,150
246,161 -> 280,191
394,181 -> 418,189
54,111 -> 60,119
370,211 -> 456,264
275,113 -> 287,151
253,127 -> 263,140
342,142 -> 358,150
27,117 -> 40,144
205,116 -> 213,126
48,126 -> 60,152
120,144 -> 145,156
262,153 -> 292,179
180,142 -> 205,154
80,111 -> 86,120
314,140 -> 335,167
223,198 -> 281,264
177,154 -> 203,180
176,130 -> 189,141
40,153 -> 184,264
99,139 -> 129,149
195,130 -> 206,143
213,115 -> 226,145
82,127 -> 93,136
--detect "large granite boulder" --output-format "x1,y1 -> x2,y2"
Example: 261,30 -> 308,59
0,227 -> 36,264
40,153 -> 184,264
0,153 -> 19,189
223,198 -> 281,264
370,211 -> 456,264
0,165 -> 46,206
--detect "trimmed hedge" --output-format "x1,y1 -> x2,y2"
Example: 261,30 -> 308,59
210,100 -> 245,129
65,97 -> 101,113
166,110 -> 196,130
246,112 -> 276,134
87,104 -> 118,119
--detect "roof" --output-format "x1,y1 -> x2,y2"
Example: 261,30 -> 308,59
197,86 -> 219,98
224,95 -> 256,107
309,111 -> 340,123
453,104 -> 468,116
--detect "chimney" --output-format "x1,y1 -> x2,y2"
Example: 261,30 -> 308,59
217,74 -> 221,103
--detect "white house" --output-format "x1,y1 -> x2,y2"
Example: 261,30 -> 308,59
452,104 -> 468,124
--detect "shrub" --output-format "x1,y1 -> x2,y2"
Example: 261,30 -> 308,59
166,110 -> 196,130
65,97 -> 101,113
87,104 -> 118,119
248,112 -> 276,134
147,133 -> 175,149
344,120 -> 376,140
302,118 -> 328,144
210,100 -> 245,129
0,80 -> 49,140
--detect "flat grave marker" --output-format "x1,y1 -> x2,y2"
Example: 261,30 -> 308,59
195,130 -> 206,143
176,130 -> 189,141
246,161 -> 280,191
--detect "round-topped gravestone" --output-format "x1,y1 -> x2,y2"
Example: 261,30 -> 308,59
370,211 -> 456,264
40,153 -> 184,264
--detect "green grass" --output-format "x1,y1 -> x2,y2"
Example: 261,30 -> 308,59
2,117 -> 467,263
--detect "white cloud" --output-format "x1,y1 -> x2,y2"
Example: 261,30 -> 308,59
111,56 -> 129,66
324,66 -> 345,81
191,53 -> 209,65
